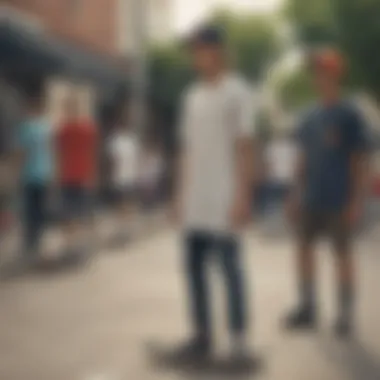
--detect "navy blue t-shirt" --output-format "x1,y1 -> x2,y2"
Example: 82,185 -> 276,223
297,100 -> 369,212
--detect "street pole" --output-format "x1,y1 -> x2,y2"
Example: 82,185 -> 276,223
130,0 -> 149,138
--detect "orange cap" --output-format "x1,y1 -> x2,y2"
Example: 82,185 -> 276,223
310,48 -> 345,78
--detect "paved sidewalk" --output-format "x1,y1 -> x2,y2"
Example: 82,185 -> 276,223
0,209 -> 168,265
0,229 -> 379,380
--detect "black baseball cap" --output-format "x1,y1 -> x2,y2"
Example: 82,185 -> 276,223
186,25 -> 226,48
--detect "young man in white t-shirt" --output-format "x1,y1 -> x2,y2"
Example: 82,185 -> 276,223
172,26 -> 255,359
108,119 -> 139,242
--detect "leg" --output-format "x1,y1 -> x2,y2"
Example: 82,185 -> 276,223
285,211 -> 319,329
184,231 -> 213,346
118,189 -> 132,239
217,235 -> 247,336
22,184 -> 36,255
218,235 -> 249,355
35,185 -> 48,252
330,215 -> 354,337
61,186 -> 82,255
110,188 -> 129,244
23,184 -> 45,257
74,187 -> 92,254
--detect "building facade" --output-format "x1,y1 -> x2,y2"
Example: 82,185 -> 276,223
1,0 -> 120,56
0,0 -> 130,124
117,0 -> 173,55
148,0 -> 173,43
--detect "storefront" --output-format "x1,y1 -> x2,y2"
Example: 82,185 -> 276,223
0,17 -> 128,113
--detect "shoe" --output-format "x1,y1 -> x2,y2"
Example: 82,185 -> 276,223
334,317 -> 353,339
231,334 -> 249,359
284,306 -> 317,330
172,336 -> 211,362
226,336 -> 261,374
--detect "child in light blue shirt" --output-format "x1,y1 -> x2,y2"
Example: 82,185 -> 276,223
16,90 -> 54,259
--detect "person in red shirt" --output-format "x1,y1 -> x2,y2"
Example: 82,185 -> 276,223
56,95 -> 98,257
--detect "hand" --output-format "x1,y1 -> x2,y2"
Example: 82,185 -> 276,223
345,200 -> 362,228
230,196 -> 251,230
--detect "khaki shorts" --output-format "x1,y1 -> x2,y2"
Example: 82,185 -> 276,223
298,210 -> 351,253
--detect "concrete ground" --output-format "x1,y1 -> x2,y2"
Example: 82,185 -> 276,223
0,227 -> 379,380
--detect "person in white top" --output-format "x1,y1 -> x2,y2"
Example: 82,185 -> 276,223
138,137 -> 164,212
172,25 -> 256,359
264,135 -> 297,209
107,112 -> 139,242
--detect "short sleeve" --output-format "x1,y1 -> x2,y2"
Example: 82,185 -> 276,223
235,82 -> 256,138
346,107 -> 370,153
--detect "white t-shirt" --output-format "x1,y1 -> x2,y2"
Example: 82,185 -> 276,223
108,131 -> 139,189
265,139 -> 297,185
180,73 -> 255,233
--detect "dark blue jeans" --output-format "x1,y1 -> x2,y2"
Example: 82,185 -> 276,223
184,231 -> 248,339
22,183 -> 48,255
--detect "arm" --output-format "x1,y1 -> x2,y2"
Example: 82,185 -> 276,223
349,152 -> 369,207
347,110 -> 370,223
172,149 -> 187,221
286,149 -> 306,222
12,123 -> 28,182
171,92 -> 189,222
286,118 -> 308,223
234,137 -> 255,206
51,125 -> 60,189
230,83 -> 256,227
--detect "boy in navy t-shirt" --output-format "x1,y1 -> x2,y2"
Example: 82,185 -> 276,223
285,49 -> 369,337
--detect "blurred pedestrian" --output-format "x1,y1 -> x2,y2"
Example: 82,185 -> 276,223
260,133 -> 297,235
107,106 -> 139,243
284,49 -> 370,337
265,134 -> 296,209
0,159 -> 14,251
138,137 -> 164,214
15,86 -> 54,262
55,94 -> 98,258
172,25 -> 255,359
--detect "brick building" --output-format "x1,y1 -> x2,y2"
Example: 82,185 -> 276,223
1,0 -> 120,56
118,0 -> 173,54
0,0 -> 130,194
0,0 -> 130,123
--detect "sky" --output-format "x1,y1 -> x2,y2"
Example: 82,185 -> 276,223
173,0 -> 284,33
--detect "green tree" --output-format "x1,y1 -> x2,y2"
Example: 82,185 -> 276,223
332,0 -> 380,102
148,9 -> 281,114
284,0 -> 337,46
210,9 -> 281,81
285,0 -> 380,101
148,43 -> 192,111
278,66 -> 315,111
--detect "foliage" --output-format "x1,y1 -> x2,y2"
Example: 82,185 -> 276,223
277,65 -> 315,111
284,0 -> 337,46
210,9 -> 281,81
148,43 -> 192,112
148,8 -> 282,117
285,0 -> 380,101
331,0 -> 380,102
